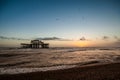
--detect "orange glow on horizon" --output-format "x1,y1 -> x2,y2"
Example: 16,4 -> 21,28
73,41 -> 90,47
48,41 -> 90,47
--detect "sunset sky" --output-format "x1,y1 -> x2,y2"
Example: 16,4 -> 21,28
0,0 -> 120,47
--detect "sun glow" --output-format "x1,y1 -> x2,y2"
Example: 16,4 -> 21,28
47,41 -> 90,47
73,41 -> 90,47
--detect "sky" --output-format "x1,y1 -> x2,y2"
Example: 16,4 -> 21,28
0,0 -> 120,47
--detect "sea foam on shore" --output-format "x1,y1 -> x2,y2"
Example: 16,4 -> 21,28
0,65 -> 77,74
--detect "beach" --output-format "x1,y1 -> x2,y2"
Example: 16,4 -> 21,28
0,62 -> 120,80
0,47 -> 120,80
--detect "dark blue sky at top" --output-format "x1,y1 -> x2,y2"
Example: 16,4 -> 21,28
0,0 -> 120,39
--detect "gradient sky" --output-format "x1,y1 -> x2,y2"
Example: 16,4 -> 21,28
0,0 -> 120,47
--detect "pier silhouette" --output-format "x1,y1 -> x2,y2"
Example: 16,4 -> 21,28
21,40 -> 49,48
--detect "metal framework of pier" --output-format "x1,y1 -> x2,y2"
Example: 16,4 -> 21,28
21,40 -> 49,48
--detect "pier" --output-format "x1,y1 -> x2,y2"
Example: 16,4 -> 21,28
21,40 -> 49,48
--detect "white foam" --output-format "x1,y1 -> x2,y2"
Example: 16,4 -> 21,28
0,65 -> 76,74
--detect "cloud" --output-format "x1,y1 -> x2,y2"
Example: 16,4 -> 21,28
0,36 -> 9,39
112,36 -> 120,46
35,37 -> 71,41
56,18 -> 60,21
114,36 -> 120,41
102,36 -> 109,40
0,36 -> 29,40
0,36 -> 72,41
36,37 -> 60,40
79,37 -> 86,41
104,36 -> 120,47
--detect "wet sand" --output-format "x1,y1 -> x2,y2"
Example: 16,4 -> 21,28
0,63 -> 120,80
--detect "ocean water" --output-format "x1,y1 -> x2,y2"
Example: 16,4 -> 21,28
0,47 -> 120,74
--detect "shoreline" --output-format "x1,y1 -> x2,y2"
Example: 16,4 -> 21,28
0,62 -> 120,80
0,61 -> 112,75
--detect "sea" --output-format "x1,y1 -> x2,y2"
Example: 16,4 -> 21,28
0,47 -> 120,74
